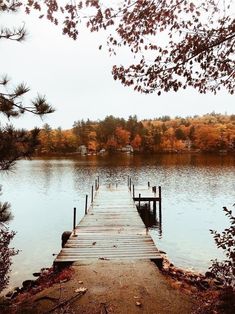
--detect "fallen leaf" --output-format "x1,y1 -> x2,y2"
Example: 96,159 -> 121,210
74,287 -> 87,293
134,296 -> 139,299
136,301 -> 142,306
78,280 -> 83,284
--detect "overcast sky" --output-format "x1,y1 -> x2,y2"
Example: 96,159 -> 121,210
1,9 -> 234,130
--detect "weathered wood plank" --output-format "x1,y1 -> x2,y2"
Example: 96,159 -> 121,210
55,185 -> 162,263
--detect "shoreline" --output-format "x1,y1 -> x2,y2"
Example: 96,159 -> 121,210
1,256 -> 229,313
33,151 -> 235,158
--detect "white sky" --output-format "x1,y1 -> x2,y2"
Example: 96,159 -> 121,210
0,9 -> 234,130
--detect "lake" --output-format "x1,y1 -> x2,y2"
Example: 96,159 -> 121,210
1,154 -> 234,292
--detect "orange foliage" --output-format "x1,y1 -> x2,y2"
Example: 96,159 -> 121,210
115,127 -> 130,147
35,114 -> 235,155
131,134 -> 142,150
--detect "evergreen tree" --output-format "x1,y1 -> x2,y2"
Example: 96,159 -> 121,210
0,1 -> 54,291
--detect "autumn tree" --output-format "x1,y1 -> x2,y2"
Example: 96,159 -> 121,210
96,116 -> 125,146
73,120 -> 95,147
131,134 -> 142,151
24,0 -> 235,95
195,125 -> 221,151
115,127 -> 130,147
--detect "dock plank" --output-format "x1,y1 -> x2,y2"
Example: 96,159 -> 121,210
55,185 -> 162,263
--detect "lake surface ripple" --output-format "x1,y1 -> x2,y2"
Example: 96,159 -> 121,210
1,154 -> 234,291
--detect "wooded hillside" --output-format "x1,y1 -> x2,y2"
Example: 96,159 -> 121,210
36,113 -> 235,155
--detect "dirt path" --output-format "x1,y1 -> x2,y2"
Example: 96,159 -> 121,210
14,260 -> 198,314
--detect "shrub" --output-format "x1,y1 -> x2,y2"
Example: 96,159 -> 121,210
210,206 -> 235,287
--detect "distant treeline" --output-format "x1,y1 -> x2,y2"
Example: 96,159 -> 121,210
36,113 -> 235,155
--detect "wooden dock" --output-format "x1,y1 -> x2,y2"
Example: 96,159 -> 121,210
55,184 -> 162,265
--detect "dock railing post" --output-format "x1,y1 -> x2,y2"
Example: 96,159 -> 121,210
158,186 -> 162,223
132,184 -> 135,198
139,193 -> 141,208
129,178 -> 132,191
95,179 -> 97,191
91,185 -> 94,203
85,194 -> 88,215
148,181 -> 150,188
73,207 -> 76,235
97,176 -> 100,189
128,175 -> 130,187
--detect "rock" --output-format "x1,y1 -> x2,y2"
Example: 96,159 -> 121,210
200,280 -> 210,289
205,271 -> 215,279
22,280 -> 35,290
61,231 -> 72,248
5,291 -> 14,298
171,281 -> 182,289
215,278 -> 224,286
11,291 -> 19,299
33,272 -> 41,277
176,269 -> 184,275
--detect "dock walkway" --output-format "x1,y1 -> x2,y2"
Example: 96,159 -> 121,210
55,185 -> 162,263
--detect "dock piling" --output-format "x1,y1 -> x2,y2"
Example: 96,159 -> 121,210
85,194 -> 88,215
159,186 -> 162,224
91,185 -> 94,203
73,207 -> 76,235
158,186 -> 162,210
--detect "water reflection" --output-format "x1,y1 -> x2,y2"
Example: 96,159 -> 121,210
0,153 -> 234,291
137,203 -> 163,238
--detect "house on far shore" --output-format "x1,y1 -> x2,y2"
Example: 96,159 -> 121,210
121,144 -> 134,153
98,148 -> 106,155
78,145 -> 87,156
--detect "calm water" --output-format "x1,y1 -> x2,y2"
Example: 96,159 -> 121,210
1,154 -> 235,291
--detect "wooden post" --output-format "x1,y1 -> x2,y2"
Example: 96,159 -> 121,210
139,193 -> 141,208
73,207 -> 76,235
153,205 -> 156,221
148,181 -> 150,188
95,179 -> 97,191
85,194 -> 88,215
153,200 -> 156,216
158,185 -> 162,223
159,206 -> 162,226
132,184 -> 135,198
130,178 -> 132,191
158,186 -> 162,199
97,176 -> 100,189
128,175 -> 130,187
91,185 -> 94,203
145,204 -> 149,233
